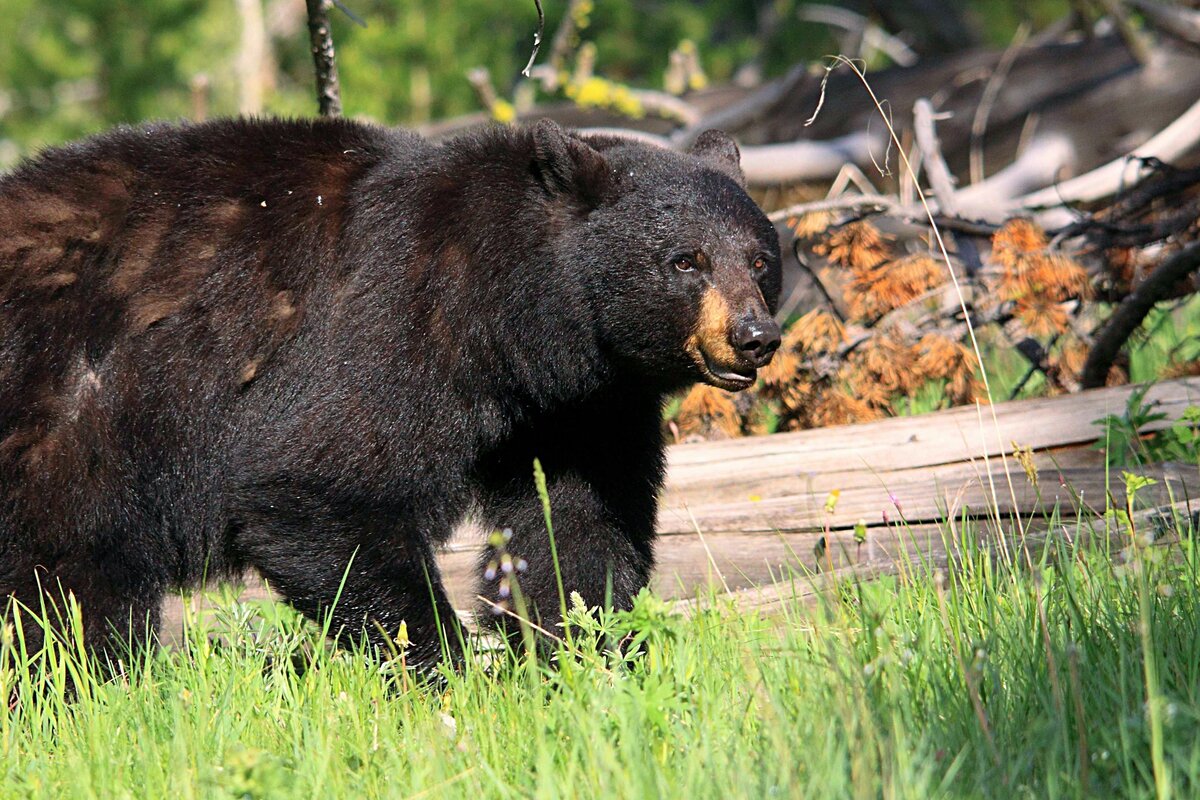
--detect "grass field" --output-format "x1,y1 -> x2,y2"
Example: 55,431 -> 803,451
4,311 -> 1198,799
4,495 -> 1200,799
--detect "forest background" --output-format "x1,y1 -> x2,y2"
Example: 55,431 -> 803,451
0,0 -> 1071,168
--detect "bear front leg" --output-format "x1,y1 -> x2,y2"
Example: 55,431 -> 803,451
476,459 -> 659,645
232,483 -> 463,672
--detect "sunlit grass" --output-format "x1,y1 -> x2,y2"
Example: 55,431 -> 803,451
4,492 -> 1200,798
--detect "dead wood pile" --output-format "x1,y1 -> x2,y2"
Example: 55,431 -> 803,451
437,5 -> 1200,442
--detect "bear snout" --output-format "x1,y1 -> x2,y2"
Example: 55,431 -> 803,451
731,316 -> 781,368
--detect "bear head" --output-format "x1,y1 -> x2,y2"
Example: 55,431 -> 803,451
529,120 -> 782,393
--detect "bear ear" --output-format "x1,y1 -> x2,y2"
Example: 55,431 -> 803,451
531,119 -> 610,205
688,129 -> 745,184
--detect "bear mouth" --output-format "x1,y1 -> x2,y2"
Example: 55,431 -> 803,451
698,352 -> 757,391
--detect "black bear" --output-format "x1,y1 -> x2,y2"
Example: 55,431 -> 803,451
0,118 -> 780,670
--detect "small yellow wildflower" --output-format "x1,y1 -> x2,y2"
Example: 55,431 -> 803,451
490,99 -> 516,124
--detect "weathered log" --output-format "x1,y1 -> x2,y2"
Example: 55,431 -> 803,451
158,379 -> 1200,638
662,378 -> 1200,502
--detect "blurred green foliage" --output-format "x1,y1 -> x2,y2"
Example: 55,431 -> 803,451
0,0 -> 1069,166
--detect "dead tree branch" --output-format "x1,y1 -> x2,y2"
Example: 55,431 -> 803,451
913,98 -> 960,215
305,0 -> 342,117
1055,162 -> 1200,246
953,134 -> 1076,219
1126,0 -> 1200,47
467,68 -> 501,115
797,4 -> 918,66
969,23 -> 1030,184
526,0 -> 589,91
1081,241 -> 1200,387
1094,0 -> 1152,63
768,194 -> 900,222
522,0 -> 545,77
1017,96 -> 1200,212
740,131 -> 881,186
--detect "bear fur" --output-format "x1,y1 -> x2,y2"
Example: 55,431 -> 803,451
0,117 -> 780,669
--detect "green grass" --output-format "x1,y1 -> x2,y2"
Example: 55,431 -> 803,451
5,501 -> 1200,799
7,331 -> 1200,797
1126,298 -> 1200,385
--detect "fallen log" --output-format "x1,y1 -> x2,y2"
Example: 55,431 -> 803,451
159,379 -> 1200,639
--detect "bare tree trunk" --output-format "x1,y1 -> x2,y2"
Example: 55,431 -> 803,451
235,0 -> 266,115
189,73 -> 211,121
305,0 -> 342,118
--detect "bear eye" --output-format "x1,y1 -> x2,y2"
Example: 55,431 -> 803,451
752,255 -> 768,271
672,255 -> 696,273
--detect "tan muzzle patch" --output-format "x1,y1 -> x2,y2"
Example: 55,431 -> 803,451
686,288 -> 739,367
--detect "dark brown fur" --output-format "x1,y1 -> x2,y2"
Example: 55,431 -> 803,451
0,118 -> 781,670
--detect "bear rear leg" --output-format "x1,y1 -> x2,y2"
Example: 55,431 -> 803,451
2,549 -> 163,676
245,538 -> 463,671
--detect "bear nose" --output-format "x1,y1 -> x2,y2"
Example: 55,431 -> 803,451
733,317 -> 781,367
